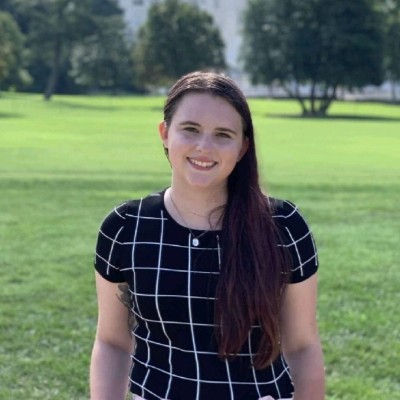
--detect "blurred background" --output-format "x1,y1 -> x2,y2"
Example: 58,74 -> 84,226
1,0 -> 399,107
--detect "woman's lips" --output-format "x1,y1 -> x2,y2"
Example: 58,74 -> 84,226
187,158 -> 217,169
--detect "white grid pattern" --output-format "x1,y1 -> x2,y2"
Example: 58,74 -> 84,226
94,191 -> 318,399
187,233 -> 201,400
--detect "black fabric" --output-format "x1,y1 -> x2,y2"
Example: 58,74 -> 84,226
94,190 -> 318,400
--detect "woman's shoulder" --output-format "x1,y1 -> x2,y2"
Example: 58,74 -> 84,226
267,197 -> 301,221
268,196 -> 313,235
99,189 -> 165,229
267,196 -> 319,282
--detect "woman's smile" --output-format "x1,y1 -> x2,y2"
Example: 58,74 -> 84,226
187,157 -> 217,169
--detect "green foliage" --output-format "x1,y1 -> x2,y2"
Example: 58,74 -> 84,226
27,0 -> 97,98
0,11 -> 27,89
242,0 -> 385,116
134,0 -> 225,88
67,0 -> 135,93
382,0 -> 400,99
0,93 -> 400,398
6,0 -> 133,98
386,20 -> 400,81
0,0 -> 16,14
69,16 -> 134,92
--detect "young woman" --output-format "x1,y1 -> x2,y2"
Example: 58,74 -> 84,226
90,71 -> 325,400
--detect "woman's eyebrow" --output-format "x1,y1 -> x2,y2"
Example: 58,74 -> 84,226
178,121 -> 238,135
178,120 -> 201,127
216,127 -> 238,135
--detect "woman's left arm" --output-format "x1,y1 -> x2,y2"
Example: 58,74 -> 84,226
279,274 -> 325,400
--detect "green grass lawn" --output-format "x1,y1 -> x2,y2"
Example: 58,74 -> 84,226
0,92 -> 399,399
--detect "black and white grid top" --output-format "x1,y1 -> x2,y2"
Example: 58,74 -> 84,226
94,189 -> 319,400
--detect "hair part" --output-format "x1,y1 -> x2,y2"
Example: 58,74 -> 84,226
163,71 -> 291,368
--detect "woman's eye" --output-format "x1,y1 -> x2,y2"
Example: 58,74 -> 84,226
184,127 -> 199,133
217,132 -> 231,139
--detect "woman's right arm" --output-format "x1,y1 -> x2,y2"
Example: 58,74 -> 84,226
90,271 -> 135,400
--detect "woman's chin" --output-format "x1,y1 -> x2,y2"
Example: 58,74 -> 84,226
183,177 -> 226,192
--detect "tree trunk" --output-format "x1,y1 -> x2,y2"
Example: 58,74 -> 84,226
318,85 -> 337,116
298,97 -> 309,116
44,39 -> 62,101
390,79 -> 397,102
294,83 -> 309,116
310,81 -> 316,116
283,82 -> 309,115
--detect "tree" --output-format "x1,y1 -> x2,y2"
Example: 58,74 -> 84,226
20,0 -> 130,99
24,0 -> 96,99
383,0 -> 400,101
134,0 -> 225,88
0,0 -> 17,15
68,0 -> 135,92
68,9 -> 135,92
0,11 -> 25,90
242,0 -> 385,116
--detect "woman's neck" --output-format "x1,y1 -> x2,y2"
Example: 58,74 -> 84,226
165,186 -> 226,230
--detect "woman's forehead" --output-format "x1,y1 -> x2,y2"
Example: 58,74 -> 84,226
172,93 -> 242,123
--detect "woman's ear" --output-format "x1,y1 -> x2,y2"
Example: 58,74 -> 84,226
159,121 -> 168,146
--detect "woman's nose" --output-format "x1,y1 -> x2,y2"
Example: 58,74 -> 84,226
196,133 -> 213,151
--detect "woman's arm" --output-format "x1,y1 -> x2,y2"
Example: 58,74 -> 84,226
279,274 -> 325,400
90,272 -> 135,400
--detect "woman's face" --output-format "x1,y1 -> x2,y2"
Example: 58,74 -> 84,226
159,93 -> 248,192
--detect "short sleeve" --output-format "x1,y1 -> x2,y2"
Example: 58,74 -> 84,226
273,200 -> 319,283
94,202 -> 128,283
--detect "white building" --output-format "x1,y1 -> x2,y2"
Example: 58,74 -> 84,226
117,0 -> 268,95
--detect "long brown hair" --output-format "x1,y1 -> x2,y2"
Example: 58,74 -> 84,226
163,71 -> 290,369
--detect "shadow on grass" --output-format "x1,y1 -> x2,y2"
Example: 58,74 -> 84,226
2,175 -> 397,196
0,112 -> 25,119
0,171 -> 171,194
53,100 -> 162,113
52,101 -> 120,112
266,113 -> 400,122
351,98 -> 400,106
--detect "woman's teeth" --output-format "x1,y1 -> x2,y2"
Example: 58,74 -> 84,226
189,159 -> 216,168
